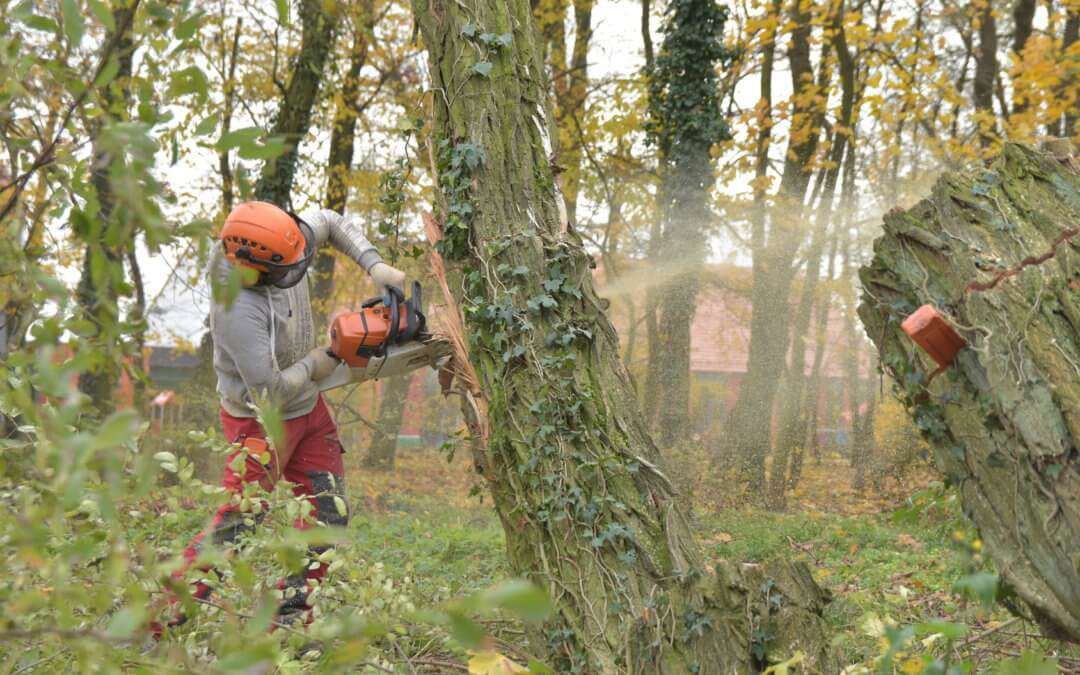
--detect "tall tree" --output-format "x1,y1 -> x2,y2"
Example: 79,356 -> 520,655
724,0 -> 827,493
641,0 -> 732,446
313,0 -> 377,325
254,0 -> 339,204
410,0 -> 831,670
972,0 -> 998,148
76,3 -> 139,414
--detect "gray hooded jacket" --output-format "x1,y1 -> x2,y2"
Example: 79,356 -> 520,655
210,209 -> 381,420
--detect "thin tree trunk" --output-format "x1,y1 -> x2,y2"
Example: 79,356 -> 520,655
411,0 -> 833,669
973,0 -> 998,148
219,18 -> 242,215
314,3 -> 375,325
727,0 -> 822,495
641,0 -> 654,69
76,4 -> 137,415
793,226 -> 839,490
1061,9 -> 1079,137
364,374 -> 412,470
255,0 -> 339,205
645,0 -> 731,447
1012,0 -> 1037,123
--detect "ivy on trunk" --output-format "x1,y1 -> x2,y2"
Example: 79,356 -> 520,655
410,0 -> 833,670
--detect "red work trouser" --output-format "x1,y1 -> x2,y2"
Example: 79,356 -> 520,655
171,394 -> 348,625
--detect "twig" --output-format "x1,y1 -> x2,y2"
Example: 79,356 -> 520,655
959,617 -> 1020,647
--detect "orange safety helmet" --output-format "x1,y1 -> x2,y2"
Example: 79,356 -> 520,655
220,201 -> 314,288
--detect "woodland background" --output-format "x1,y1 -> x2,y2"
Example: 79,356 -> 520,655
0,0 -> 1078,672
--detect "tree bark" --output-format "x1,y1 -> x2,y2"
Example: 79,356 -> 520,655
254,0 -> 338,205
1061,8 -> 1079,138
859,143 -> 1080,641
76,4 -> 138,414
411,0 -> 833,669
364,374 -> 412,470
973,0 -> 998,148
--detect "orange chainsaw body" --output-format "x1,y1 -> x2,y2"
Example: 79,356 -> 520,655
329,282 -> 426,368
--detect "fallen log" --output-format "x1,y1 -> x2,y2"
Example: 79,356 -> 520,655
858,142 -> 1080,642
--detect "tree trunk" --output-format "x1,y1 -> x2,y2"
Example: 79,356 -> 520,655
364,374 -> 412,470
769,4 -> 855,508
1061,9 -> 1079,138
313,3 -> 375,325
858,142 -> 1080,641
726,0 -> 821,494
644,0 -> 731,447
973,0 -> 998,148
411,0 -> 833,669
76,4 -> 137,415
254,0 -> 338,205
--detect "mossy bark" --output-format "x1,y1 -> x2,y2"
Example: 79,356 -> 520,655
411,0 -> 833,670
859,143 -> 1080,641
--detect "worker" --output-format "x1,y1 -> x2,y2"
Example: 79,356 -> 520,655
153,201 -> 404,635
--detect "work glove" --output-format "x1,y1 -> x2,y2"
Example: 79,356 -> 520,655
307,346 -> 341,382
368,261 -> 405,292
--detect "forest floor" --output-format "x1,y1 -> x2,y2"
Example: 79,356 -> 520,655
341,449 -> 1079,673
73,443 -> 1077,673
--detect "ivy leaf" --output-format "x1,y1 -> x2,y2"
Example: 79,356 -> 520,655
497,32 -> 513,47
61,0 -> 85,46
953,572 -> 998,609
461,22 -> 477,37
472,61 -> 493,78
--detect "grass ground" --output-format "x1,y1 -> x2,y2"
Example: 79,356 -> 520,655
339,448 -> 1078,673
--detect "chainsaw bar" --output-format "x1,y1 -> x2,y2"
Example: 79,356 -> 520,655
316,335 -> 452,391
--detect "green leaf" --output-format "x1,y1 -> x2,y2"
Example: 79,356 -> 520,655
87,0 -> 114,30
476,580 -> 551,622
990,650 -> 1058,675
446,610 -> 485,649
175,11 -> 202,40
217,127 -> 262,150
461,22 -> 477,37
167,66 -> 208,100
89,411 -> 140,451
914,620 -> 968,640
237,136 -> 287,161
106,606 -> 146,638
94,56 -> 121,88
953,572 -> 998,609
472,61 -> 493,78
275,0 -> 289,25
24,14 -> 58,33
62,0 -> 85,45
194,114 -> 218,137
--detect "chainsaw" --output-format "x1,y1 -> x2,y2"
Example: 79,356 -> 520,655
317,281 -> 451,391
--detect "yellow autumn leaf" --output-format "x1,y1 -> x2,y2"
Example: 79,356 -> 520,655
467,650 -> 528,675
